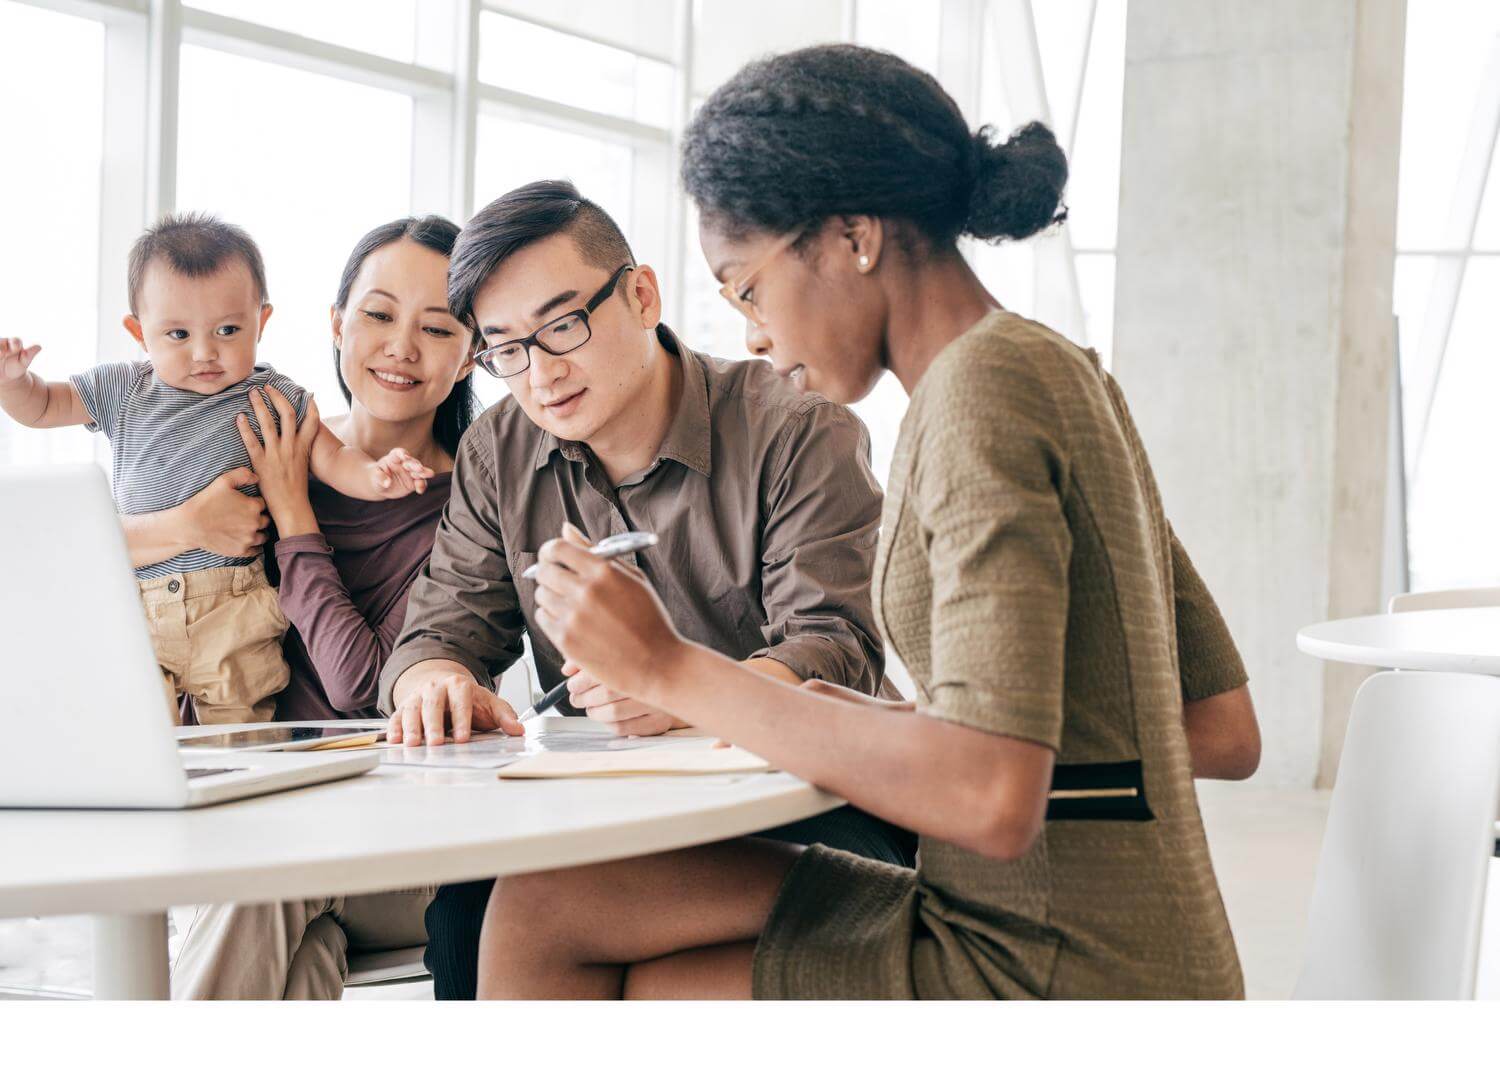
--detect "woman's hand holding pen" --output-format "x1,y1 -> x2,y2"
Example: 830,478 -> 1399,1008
533,523 -> 689,707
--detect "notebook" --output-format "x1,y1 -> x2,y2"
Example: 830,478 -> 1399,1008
497,744 -> 772,779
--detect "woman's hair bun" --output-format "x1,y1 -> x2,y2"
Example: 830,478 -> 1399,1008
964,121 -> 1069,242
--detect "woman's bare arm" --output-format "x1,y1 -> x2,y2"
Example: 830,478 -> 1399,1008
650,642 -> 1056,860
1184,684 -> 1260,780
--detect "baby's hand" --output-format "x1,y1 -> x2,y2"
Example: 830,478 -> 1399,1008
0,338 -> 42,383
370,447 -> 435,499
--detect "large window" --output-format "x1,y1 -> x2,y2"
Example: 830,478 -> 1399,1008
186,0 -> 420,62
0,1 -> 105,468
0,0 -> 686,470
176,45 -> 415,409
477,10 -> 674,127
1394,3 -> 1500,591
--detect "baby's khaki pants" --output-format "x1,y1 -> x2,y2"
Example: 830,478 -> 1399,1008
138,560 -> 289,724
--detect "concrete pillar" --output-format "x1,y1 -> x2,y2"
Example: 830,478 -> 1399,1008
1112,0 -> 1406,787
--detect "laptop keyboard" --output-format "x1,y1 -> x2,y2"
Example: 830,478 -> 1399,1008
184,767 -> 245,779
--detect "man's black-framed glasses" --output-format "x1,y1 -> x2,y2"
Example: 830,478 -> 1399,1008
473,263 -> 635,379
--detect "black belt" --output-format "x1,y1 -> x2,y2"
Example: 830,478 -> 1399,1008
1045,760 -> 1154,821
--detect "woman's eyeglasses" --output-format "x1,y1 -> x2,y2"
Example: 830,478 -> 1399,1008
718,230 -> 802,326
473,263 -> 635,379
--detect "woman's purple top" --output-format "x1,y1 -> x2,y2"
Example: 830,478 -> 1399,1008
269,471 -> 453,720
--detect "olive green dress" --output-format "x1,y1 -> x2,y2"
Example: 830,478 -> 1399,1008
752,311 -> 1249,1000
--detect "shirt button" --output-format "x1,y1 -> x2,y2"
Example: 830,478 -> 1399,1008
167,579 -> 181,594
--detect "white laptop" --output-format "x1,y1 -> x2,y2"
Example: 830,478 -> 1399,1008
0,464 -> 378,808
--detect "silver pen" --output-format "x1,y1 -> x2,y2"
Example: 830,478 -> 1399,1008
518,530 -> 659,724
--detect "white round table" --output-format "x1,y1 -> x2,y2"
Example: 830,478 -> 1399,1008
0,761 -> 839,998
1296,607 -> 1500,673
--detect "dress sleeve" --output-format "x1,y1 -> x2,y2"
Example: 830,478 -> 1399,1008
377,429 -> 526,712
911,348 -> 1073,750
68,361 -> 143,438
1170,525 -> 1249,701
745,401 -> 886,693
274,533 -> 408,714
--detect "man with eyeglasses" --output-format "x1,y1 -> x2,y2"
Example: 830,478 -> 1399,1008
375,180 -> 911,1000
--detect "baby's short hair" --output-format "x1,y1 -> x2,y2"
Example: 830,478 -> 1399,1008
127,212 -> 268,316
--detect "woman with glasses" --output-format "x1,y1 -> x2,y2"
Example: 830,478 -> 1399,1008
145,215 -> 479,999
476,44 -> 1262,1000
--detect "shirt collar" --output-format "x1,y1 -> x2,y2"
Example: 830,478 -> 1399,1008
532,323 -> 713,478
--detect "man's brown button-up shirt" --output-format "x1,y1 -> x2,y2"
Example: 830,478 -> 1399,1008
378,325 -> 887,714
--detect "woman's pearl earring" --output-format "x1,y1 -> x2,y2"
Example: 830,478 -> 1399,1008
858,255 -> 870,269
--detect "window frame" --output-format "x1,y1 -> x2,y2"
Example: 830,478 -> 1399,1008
7,0 -> 692,461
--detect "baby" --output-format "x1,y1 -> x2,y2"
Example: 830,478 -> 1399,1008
0,212 -> 433,723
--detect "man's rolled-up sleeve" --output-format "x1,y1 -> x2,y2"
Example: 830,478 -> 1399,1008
377,430 -> 526,713
747,401 -> 886,694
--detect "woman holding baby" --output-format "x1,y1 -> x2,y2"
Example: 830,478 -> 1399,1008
125,214 -> 479,999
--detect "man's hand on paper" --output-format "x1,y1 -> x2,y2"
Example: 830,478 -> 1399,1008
563,660 -> 686,737
387,667 -> 524,746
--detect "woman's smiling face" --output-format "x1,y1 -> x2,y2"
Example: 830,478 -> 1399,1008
332,237 -> 473,423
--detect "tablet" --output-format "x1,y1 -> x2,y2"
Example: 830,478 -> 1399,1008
176,722 -> 386,753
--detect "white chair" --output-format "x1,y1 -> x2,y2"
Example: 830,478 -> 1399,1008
344,655 -> 537,995
1295,671 -> 1500,999
1388,589 -> 1500,840
495,643 -> 537,714
1388,587 -> 1500,998
1388,587 -> 1500,614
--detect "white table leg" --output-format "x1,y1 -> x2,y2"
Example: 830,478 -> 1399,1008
92,912 -> 169,999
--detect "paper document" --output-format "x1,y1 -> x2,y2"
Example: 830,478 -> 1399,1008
379,717 -> 716,770
379,732 -> 529,770
498,745 -> 771,779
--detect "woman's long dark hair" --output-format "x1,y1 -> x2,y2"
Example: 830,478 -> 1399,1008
332,215 -> 478,458
681,44 -> 1068,252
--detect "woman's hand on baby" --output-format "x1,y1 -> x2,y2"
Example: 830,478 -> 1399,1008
369,447 -> 435,499
237,387 -> 319,532
0,338 -> 42,383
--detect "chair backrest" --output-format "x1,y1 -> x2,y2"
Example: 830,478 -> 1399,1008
496,658 -> 535,716
1389,587 -> 1500,614
496,635 -> 540,714
1296,671 -> 1500,999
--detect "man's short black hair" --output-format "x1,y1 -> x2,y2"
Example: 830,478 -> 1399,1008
448,180 -> 635,326
127,212 -> 268,316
